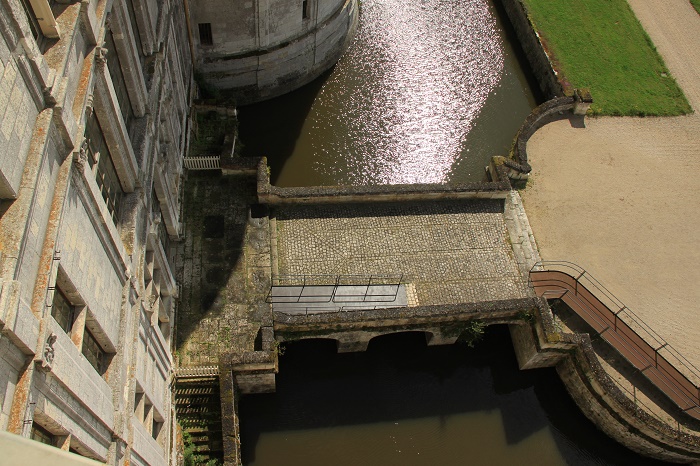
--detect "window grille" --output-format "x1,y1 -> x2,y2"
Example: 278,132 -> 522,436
85,112 -> 124,225
30,423 -> 55,446
82,328 -> 106,374
105,30 -> 136,140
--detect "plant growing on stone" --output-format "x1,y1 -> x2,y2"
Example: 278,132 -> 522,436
458,320 -> 487,348
517,309 -> 535,324
270,339 -> 285,356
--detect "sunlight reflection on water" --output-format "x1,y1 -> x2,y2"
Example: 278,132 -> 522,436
314,0 -> 504,184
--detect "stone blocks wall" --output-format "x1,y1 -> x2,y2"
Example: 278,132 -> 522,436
191,0 -> 359,104
0,337 -> 23,430
0,0 -> 193,461
498,0 -> 566,100
57,176 -> 129,348
0,47 -> 40,199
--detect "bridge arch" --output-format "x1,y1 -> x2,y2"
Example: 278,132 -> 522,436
367,331 -> 432,351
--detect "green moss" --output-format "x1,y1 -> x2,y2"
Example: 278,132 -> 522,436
189,111 -> 239,157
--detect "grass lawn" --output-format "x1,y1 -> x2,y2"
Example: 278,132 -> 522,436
692,0 -> 700,15
521,0 -> 691,116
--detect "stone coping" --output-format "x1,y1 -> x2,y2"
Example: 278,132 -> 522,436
273,298 -> 535,327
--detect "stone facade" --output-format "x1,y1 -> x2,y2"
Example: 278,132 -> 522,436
0,0 -> 193,463
189,0 -> 359,104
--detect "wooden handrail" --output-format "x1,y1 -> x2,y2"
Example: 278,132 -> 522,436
530,265 -> 700,420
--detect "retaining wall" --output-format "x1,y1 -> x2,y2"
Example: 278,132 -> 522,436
510,299 -> 700,464
498,0 -> 567,99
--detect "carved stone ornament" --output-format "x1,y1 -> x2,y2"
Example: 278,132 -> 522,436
74,138 -> 89,168
85,93 -> 94,118
41,333 -> 58,369
94,45 -> 108,67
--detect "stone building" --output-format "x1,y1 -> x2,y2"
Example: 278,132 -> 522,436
0,0 -> 193,463
189,0 -> 359,104
0,0 -> 357,462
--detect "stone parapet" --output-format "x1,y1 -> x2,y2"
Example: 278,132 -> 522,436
273,298 -> 537,339
253,157 -> 512,205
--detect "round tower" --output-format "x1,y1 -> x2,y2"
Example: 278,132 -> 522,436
189,0 -> 359,104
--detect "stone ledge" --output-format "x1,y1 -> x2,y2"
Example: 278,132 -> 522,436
253,157 -> 512,205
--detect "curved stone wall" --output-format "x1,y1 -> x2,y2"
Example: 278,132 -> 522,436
190,0 -> 359,104
511,299 -> 700,464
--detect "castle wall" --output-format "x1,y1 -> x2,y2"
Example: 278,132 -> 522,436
190,0 -> 359,104
0,0 -> 193,462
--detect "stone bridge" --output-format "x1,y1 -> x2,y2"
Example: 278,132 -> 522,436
178,167 -> 700,465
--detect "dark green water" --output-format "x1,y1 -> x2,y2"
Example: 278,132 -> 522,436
239,327 -> 670,465
234,0 -> 669,463
238,0 -> 540,186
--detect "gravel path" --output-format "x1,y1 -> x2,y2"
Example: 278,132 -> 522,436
521,0 -> 700,366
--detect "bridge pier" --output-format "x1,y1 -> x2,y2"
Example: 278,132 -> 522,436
337,339 -> 370,353
509,322 -> 568,370
426,332 -> 458,347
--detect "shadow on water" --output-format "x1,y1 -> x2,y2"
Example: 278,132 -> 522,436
239,326 -> 672,465
237,69 -> 332,186
491,0 -> 545,106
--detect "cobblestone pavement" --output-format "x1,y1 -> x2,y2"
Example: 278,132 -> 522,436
275,200 -> 530,305
176,172 -> 272,367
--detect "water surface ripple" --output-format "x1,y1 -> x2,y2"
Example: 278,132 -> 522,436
238,0 -> 537,186
317,0 -> 503,184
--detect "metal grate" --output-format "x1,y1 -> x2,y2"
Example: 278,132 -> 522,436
184,156 -> 220,170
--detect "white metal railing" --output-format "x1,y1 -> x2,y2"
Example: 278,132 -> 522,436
183,156 -> 220,170
175,366 -> 219,378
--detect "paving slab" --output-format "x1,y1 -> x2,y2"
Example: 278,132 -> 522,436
176,172 -> 272,367
274,200 -> 531,306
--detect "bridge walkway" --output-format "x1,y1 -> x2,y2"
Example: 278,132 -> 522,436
273,199 -> 533,308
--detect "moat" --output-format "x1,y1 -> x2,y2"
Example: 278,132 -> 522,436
239,328 -> 668,465
238,0 -> 539,186
226,0 -> 676,464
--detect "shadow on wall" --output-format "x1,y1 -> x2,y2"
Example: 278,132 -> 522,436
175,172 -> 253,355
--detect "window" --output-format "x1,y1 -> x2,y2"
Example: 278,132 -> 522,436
18,0 -> 55,52
30,423 -> 55,446
85,112 -> 124,225
51,288 -> 75,334
302,0 -> 309,19
104,30 -> 136,141
152,419 -> 163,440
82,328 -> 106,374
198,23 -> 213,46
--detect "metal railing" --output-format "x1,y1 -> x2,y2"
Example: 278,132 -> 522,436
529,261 -> 700,421
273,304 -> 394,316
184,156 -> 220,170
268,274 -> 403,304
175,365 -> 219,378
